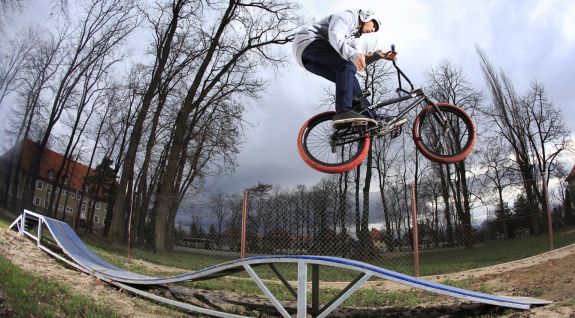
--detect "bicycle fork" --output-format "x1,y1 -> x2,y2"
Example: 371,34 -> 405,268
429,102 -> 460,152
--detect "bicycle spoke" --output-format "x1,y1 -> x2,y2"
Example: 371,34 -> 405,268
302,115 -> 366,167
419,107 -> 472,158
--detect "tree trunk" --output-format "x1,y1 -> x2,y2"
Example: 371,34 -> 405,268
108,0 -> 185,244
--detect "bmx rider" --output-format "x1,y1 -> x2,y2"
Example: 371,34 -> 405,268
292,9 -> 397,128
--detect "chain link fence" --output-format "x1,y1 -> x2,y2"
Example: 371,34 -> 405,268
5,177 -> 575,279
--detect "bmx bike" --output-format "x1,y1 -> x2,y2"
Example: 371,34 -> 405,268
297,45 -> 477,174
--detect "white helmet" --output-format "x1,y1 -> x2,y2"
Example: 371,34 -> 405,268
358,9 -> 381,31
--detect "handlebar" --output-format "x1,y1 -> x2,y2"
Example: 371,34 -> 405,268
391,44 -> 414,95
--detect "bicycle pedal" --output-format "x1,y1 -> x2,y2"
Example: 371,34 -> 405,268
351,121 -> 369,127
388,117 -> 407,129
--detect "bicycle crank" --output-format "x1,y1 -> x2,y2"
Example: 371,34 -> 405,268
375,117 -> 407,136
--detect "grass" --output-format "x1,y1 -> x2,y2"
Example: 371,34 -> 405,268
3,208 -> 575,279
180,276 -> 430,308
0,214 -> 12,229
413,227 -> 575,275
77,225 -> 575,282
81,234 -> 231,276
0,254 -> 119,318
2,210 -> 574,311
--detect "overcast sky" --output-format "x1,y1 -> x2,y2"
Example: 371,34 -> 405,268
1,0 -> 574,195
209,0 -> 575,193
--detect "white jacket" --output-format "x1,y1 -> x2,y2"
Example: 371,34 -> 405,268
292,9 -> 361,68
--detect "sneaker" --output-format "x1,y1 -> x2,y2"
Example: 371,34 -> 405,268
332,110 -> 378,128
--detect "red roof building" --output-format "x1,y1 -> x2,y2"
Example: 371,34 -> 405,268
0,139 -> 109,233
0,139 -> 95,192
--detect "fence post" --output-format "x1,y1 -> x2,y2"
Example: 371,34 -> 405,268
128,192 -> 134,260
241,190 -> 249,259
410,183 -> 420,277
542,171 -> 554,251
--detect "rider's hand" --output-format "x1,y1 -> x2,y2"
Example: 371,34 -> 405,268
376,50 -> 398,61
354,54 -> 366,72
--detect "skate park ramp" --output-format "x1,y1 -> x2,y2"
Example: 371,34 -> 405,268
10,210 -> 552,318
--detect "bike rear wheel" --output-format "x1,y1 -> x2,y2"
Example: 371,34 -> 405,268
412,103 -> 476,164
297,111 -> 370,173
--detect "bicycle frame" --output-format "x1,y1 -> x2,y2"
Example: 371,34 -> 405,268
332,58 -> 450,146
362,59 -> 451,136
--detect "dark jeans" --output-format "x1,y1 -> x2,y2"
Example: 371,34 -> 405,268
301,40 -> 368,113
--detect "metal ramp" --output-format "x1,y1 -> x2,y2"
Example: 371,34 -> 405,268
10,210 -> 551,317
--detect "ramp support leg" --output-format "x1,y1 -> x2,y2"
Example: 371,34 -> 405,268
297,261 -> 307,318
243,264 -> 291,318
311,264 -> 320,315
37,219 -> 43,246
20,210 -> 26,235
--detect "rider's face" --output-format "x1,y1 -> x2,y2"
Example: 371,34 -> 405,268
361,21 -> 377,34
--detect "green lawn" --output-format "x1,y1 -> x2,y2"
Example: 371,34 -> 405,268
0,214 -> 12,229
2,212 -> 573,312
0,254 -> 119,318
80,226 -> 575,281
4,209 -> 575,280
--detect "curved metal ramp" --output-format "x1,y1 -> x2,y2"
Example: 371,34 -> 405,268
10,210 -> 551,317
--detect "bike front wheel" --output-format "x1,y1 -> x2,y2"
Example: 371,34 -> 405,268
297,111 -> 370,173
412,103 -> 476,164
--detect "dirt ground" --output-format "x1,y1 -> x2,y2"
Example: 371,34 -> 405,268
0,227 -> 574,317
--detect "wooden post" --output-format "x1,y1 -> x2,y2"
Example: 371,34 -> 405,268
128,190 -> 134,260
542,171 -> 554,251
241,190 -> 249,259
410,183 -> 420,277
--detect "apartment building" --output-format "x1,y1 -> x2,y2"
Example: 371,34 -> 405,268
0,139 -> 109,232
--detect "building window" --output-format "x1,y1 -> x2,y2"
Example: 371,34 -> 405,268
33,196 -> 41,206
65,207 -> 73,214
63,176 -> 69,184
48,170 -> 54,180
95,201 -> 101,209
36,180 -> 43,190
69,192 -> 75,199
46,184 -> 52,193
59,204 -> 64,211
81,204 -> 86,212
62,190 -> 67,197
94,215 -> 100,224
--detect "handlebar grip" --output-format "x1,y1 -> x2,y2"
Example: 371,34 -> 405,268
391,44 -> 395,53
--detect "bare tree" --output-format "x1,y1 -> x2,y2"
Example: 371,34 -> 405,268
477,135 -> 519,238
425,60 -> 481,247
46,46 -> 123,218
21,0 -> 138,214
3,28 -> 64,211
148,0 -> 300,252
347,42 -> 396,257
0,0 -> 22,29
107,0 -> 195,244
0,27 -> 38,106
522,81 -> 573,211
210,191 -> 227,245
477,47 -> 539,233
73,82 -> 118,229
477,47 -> 573,234
373,136 -> 400,245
